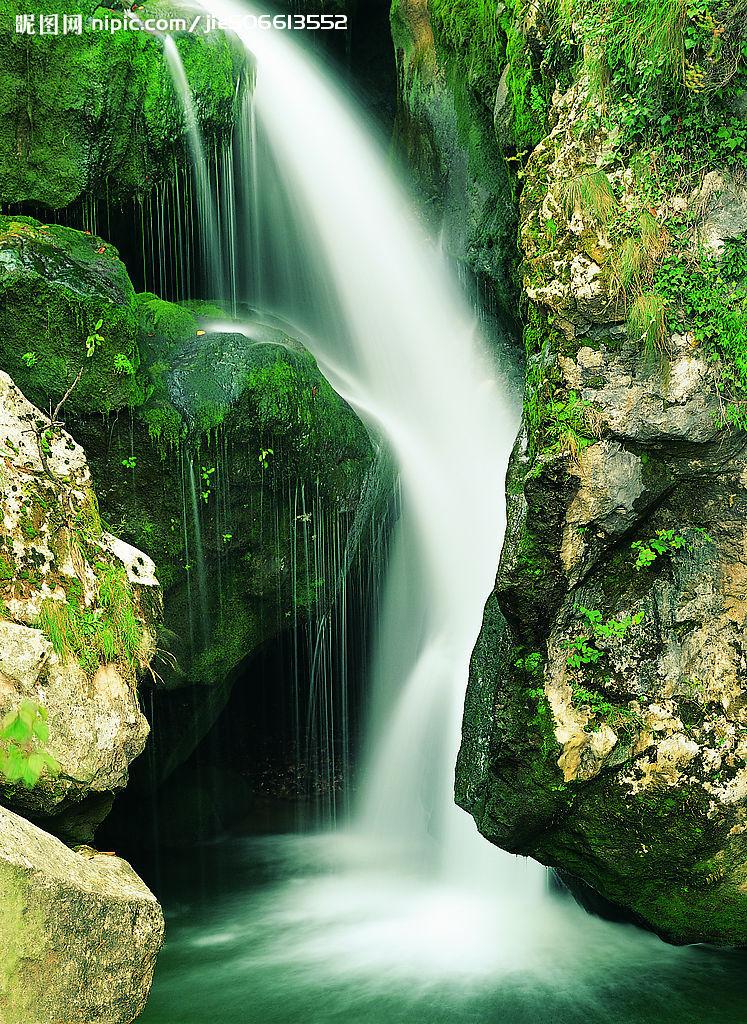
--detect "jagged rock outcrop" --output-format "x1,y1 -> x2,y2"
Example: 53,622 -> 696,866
0,0 -> 246,207
0,804 -> 164,1024
0,370 -> 160,839
451,8 -> 747,944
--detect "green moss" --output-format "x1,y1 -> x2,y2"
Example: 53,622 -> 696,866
0,2 -> 246,207
0,216 -> 142,414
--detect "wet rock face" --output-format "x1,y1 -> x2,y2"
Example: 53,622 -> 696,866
0,211 -> 377,789
0,371 -> 160,836
457,72 -> 747,945
390,0 -> 520,322
0,804 -> 164,1024
0,0 -> 246,208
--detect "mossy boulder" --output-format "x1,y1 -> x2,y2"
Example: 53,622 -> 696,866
0,0 -> 246,207
0,213 -> 378,784
390,0 -> 568,323
0,215 -> 143,413
455,11 -> 747,945
70,298 -> 376,779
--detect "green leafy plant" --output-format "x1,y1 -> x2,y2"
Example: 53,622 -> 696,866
565,606 -> 645,669
258,448 -> 274,470
631,527 -> 714,569
113,353 -> 135,376
21,351 -> 38,368
565,635 -> 605,669
200,465 -> 215,503
542,390 -> 598,460
0,701 -> 59,788
121,456 -> 137,471
85,318 -> 104,359
571,683 -> 641,735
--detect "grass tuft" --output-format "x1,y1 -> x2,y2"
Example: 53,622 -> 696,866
39,564 -> 144,677
628,291 -> 670,353
562,170 -> 617,226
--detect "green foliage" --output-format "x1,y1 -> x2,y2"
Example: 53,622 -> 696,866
565,605 -> 645,671
85,318 -> 105,359
113,353 -> 135,376
565,634 -> 605,669
200,465 -> 215,503
627,291 -> 669,352
428,0 -> 564,152
562,169 -> 617,225
631,527 -> 714,569
428,0 -> 503,98
514,649 -> 558,756
21,352 -> 37,368
554,0 -> 744,98
571,683 -> 641,735
38,564 -> 143,676
656,238 -> 747,427
140,405 -> 186,450
561,607 -> 644,735
541,389 -> 597,459
0,701 -> 59,788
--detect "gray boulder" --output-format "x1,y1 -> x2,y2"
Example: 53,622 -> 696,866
0,804 -> 164,1024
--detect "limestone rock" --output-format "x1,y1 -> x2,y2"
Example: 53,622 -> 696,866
0,804 -> 164,1024
0,371 -> 160,828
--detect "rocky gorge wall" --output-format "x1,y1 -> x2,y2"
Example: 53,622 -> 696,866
392,0 -> 747,944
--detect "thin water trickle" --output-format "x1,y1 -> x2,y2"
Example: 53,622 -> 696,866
163,36 -> 225,298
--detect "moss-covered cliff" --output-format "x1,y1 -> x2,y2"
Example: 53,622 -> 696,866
396,0 -> 747,944
0,0 -> 246,207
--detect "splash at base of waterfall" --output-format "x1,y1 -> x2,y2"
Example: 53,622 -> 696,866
139,831 -> 747,1024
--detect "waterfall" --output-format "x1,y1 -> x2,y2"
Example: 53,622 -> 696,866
197,1 -> 529,878
152,2 -> 571,978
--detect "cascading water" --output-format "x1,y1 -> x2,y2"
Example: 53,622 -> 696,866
163,35 -> 226,299
174,0 -> 553,958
